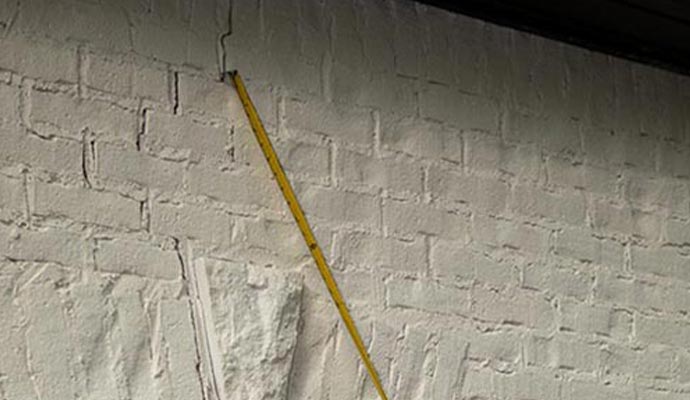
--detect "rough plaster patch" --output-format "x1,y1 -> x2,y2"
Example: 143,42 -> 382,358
199,259 -> 303,400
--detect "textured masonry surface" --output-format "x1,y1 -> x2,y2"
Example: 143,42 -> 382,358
0,0 -> 690,399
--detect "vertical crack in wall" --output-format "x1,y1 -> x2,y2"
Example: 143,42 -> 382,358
174,239 -> 225,400
81,129 -> 95,188
218,0 -> 233,80
172,238 -> 208,399
172,72 -> 180,115
137,107 -> 148,151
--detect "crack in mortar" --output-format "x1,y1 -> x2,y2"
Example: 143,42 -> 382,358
81,129 -> 95,188
172,72 -> 180,115
136,107 -> 148,151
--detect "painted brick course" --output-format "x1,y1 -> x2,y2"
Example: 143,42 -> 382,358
0,0 -> 689,399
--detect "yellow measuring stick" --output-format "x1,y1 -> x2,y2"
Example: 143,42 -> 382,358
229,71 -> 390,400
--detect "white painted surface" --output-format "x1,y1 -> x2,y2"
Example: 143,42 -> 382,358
0,0 -> 689,399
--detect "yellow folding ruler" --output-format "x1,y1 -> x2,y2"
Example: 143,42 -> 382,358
229,71 -> 390,400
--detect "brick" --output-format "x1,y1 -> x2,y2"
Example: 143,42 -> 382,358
432,240 -> 515,286
496,371 -> 561,400
620,134 -> 657,171
150,201 -> 229,246
231,216 -> 309,265
277,139 -> 330,184
187,163 -> 281,211
466,330 -> 521,365
284,97 -> 373,146
593,270 -> 688,314
0,173 -> 25,222
550,268 -> 593,302
332,269 -> 377,307
179,74 -> 245,121
132,63 -> 169,104
610,309 -> 634,341
636,314 -> 690,348
582,164 -> 620,196
380,114 -> 463,163
430,240 -> 474,281
525,334 -> 601,372
334,231 -> 426,273
420,83 -> 498,131
96,239 -> 180,280
504,110 -> 581,156
85,52 -> 168,104
636,346 -> 676,379
472,287 -> 555,330
34,182 -> 140,230
554,227 -> 624,268
523,263 -> 592,301
592,203 -> 663,239
0,83 -> 19,124
510,184 -> 586,226
144,111 -> 230,164
561,300 -> 632,341
300,186 -> 380,230
428,167 -> 510,215
31,90 -> 137,142
602,343 -> 636,377
564,380 -> 635,400
665,219 -> 690,245
336,149 -> 422,195
0,127 -> 82,176
464,132 -> 540,181
472,214 -> 549,255
331,65 -> 416,115
559,300 -> 613,337
475,260 -> 516,289
624,173 -> 675,209
0,35 -> 77,82
98,143 -> 184,192
580,128 -> 624,167
592,271 -> 632,308
386,277 -> 470,315
5,227 -> 84,267
631,245 -> 690,282
384,200 -> 467,240
85,53 -> 132,97
547,157 -> 619,196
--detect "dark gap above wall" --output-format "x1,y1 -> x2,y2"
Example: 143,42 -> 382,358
417,0 -> 690,76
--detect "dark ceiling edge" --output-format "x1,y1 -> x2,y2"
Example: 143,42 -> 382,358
416,0 -> 690,77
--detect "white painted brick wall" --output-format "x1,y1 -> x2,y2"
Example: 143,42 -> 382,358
0,0 -> 689,399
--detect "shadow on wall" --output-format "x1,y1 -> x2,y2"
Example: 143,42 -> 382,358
0,0 -> 229,72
